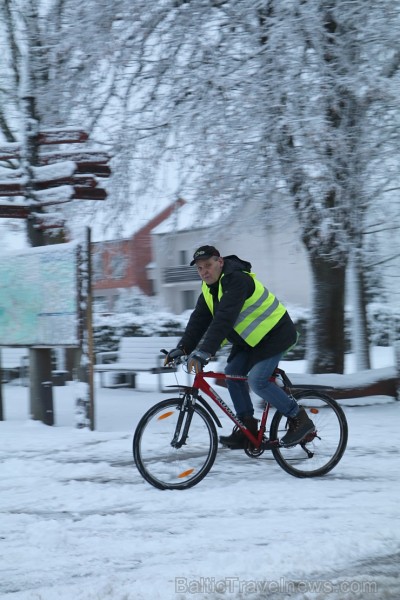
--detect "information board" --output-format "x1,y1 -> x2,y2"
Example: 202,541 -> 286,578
0,242 -> 81,346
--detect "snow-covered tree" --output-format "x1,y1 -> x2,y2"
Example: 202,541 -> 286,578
1,0 -> 399,375
94,0 -> 400,373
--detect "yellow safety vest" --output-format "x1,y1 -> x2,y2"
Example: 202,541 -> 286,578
202,272 -> 287,347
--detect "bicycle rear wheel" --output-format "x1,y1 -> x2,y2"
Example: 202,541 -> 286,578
269,390 -> 348,478
133,398 -> 218,490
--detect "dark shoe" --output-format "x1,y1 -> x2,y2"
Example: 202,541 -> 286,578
280,407 -> 315,447
219,416 -> 258,449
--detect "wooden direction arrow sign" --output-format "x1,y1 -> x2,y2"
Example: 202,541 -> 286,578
0,205 -> 30,218
0,182 -> 23,196
1,177 -> 98,194
75,162 -> 111,177
37,130 -> 89,145
73,187 -> 107,200
34,175 -> 98,190
39,151 -> 110,165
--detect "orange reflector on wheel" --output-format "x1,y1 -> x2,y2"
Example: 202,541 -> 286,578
178,468 -> 195,479
158,411 -> 174,420
310,408 -> 319,414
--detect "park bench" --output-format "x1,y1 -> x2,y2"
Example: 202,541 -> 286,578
94,336 -> 182,391
0,347 -> 29,383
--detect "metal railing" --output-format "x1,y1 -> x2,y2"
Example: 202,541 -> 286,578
163,266 -> 199,283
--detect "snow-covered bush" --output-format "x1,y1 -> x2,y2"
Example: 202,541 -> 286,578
93,300 -> 396,357
93,302 -> 310,358
367,303 -> 400,346
93,288 -> 189,352
113,288 -> 159,315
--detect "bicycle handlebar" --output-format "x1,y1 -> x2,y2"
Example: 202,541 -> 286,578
161,349 -> 213,374
160,349 -> 187,368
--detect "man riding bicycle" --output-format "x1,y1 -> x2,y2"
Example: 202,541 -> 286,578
165,245 -> 315,448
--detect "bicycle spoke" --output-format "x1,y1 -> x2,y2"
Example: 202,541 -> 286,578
270,391 -> 348,478
133,399 -> 218,490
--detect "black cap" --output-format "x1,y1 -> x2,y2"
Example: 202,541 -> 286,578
190,245 -> 220,266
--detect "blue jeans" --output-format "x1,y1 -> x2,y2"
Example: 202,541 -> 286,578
224,350 -> 299,419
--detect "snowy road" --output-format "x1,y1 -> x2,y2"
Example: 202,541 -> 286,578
0,381 -> 399,599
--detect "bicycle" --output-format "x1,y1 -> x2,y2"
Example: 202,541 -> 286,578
133,355 -> 348,490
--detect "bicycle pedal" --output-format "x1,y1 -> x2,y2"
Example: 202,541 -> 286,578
261,439 -> 279,450
302,430 -> 318,443
280,429 -> 318,448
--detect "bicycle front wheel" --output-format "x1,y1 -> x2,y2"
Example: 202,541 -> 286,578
133,398 -> 218,490
269,390 -> 348,478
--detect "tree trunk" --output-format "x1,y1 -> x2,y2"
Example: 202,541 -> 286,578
29,349 -> 54,424
307,255 -> 346,374
348,253 -> 371,371
395,343 -> 400,401
393,324 -> 400,401
22,6 -> 55,424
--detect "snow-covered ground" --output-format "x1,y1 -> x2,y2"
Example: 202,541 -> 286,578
0,348 -> 399,599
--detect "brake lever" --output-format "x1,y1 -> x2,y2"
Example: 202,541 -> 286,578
160,349 -> 185,368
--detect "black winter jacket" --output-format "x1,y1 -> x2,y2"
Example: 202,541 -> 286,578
179,256 -> 298,366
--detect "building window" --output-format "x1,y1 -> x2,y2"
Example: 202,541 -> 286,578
179,250 -> 188,266
92,250 -> 103,282
182,290 -> 195,310
109,253 -> 127,279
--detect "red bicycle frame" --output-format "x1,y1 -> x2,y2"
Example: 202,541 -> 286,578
190,370 -> 273,449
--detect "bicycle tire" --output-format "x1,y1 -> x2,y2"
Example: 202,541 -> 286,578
269,390 -> 348,478
133,397 -> 218,490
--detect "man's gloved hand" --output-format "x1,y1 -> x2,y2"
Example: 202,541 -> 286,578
187,350 -> 211,374
163,347 -> 185,366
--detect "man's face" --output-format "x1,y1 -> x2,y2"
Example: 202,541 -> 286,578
195,256 -> 224,285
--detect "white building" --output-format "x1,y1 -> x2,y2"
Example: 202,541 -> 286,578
151,201 -> 312,314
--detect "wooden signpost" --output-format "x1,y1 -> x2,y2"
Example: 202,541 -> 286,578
0,129 -> 110,429
0,130 -> 110,214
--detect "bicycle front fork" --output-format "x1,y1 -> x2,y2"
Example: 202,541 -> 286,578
170,395 -> 195,449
